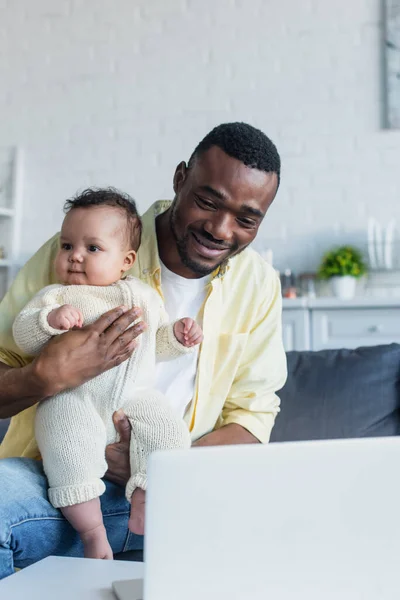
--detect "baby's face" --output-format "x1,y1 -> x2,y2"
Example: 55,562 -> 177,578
55,206 -> 135,286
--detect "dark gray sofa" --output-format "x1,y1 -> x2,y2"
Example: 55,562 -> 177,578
1,343 -> 399,562
272,343 -> 400,442
0,418 -> 8,443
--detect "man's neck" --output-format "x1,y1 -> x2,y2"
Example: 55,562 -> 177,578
155,209 -> 203,280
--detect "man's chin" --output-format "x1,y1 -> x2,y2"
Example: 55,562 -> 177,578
182,254 -> 228,277
189,264 -> 216,277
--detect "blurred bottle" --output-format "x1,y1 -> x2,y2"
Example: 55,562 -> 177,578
298,273 -> 316,298
281,269 -> 297,299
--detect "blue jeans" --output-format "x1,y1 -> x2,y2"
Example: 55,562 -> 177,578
0,458 -> 144,579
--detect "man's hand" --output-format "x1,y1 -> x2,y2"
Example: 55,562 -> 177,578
105,410 -> 132,486
33,306 -> 147,397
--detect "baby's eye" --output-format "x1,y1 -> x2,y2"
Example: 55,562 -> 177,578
62,243 -> 72,250
88,245 -> 100,253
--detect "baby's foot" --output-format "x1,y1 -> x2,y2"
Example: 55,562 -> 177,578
80,524 -> 113,559
129,488 -> 146,535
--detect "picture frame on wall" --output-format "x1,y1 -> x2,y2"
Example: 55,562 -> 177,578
385,0 -> 400,128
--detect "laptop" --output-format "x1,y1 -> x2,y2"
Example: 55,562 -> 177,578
113,438 -> 400,600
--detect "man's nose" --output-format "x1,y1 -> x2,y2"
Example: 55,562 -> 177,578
203,213 -> 233,244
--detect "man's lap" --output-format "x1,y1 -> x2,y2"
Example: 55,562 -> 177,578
0,457 -> 143,577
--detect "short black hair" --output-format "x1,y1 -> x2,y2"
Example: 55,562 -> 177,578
64,187 -> 142,250
188,122 -> 281,188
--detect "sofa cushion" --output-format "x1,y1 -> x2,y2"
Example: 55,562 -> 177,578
271,344 -> 400,443
0,418 -> 10,443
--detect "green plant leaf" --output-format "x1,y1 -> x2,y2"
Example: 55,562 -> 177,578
317,245 -> 367,280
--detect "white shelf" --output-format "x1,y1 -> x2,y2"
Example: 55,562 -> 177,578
283,296 -> 400,309
0,147 -> 23,300
0,207 -> 14,217
0,147 -> 23,297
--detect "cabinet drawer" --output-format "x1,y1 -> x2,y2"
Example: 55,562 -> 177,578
282,309 -> 310,351
312,308 -> 400,350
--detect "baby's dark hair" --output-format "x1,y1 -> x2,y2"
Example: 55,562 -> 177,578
64,187 -> 142,251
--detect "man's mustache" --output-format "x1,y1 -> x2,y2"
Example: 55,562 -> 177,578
192,228 -> 236,251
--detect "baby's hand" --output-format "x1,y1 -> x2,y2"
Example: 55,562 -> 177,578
174,318 -> 204,347
48,304 -> 84,331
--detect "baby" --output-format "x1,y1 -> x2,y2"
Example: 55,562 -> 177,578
12,188 -> 203,560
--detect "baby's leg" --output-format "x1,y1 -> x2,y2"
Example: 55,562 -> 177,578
35,393 -> 112,559
129,488 -> 146,536
62,498 -> 112,559
123,389 -> 191,534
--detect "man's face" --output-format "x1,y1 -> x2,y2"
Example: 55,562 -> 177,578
170,146 -> 278,276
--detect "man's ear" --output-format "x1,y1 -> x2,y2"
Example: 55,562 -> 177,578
121,250 -> 136,273
173,161 -> 188,194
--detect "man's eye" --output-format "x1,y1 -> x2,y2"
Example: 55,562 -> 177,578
195,196 -> 215,210
88,245 -> 100,252
238,218 -> 256,228
62,243 -> 72,250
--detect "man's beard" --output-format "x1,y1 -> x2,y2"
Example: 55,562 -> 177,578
169,203 -> 242,277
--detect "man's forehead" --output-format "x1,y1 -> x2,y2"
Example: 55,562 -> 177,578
191,146 -> 274,181
189,147 -> 277,204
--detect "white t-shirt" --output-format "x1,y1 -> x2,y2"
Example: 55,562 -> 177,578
155,262 -> 210,418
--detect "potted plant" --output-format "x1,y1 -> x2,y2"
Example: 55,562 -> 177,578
318,245 -> 367,300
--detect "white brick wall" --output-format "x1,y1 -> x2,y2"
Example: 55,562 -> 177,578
1,0 -> 399,273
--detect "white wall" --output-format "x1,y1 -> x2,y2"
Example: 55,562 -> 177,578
1,0 -> 399,273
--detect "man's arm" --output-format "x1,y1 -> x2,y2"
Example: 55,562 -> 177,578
192,423 -> 259,446
215,269 -> 287,443
0,306 -> 146,419
0,361 -> 46,419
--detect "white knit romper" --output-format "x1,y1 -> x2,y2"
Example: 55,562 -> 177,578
12,276 -> 192,508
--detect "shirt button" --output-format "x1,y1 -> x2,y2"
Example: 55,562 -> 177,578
142,268 -> 149,274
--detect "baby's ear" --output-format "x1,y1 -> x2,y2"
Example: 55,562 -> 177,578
122,250 -> 136,272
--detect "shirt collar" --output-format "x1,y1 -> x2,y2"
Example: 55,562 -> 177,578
137,200 -> 230,281
137,200 -> 170,278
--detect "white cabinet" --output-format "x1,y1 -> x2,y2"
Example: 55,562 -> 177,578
282,309 -> 310,351
311,308 -> 400,350
282,298 -> 400,352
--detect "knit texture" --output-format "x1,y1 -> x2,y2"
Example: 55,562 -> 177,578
125,389 -> 191,500
13,276 -> 193,508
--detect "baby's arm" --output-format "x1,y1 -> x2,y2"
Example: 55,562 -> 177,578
156,303 -> 203,362
48,305 -> 83,330
173,318 -> 203,347
12,285 -> 81,356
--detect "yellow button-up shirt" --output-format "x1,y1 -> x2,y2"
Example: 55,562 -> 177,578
0,201 -> 287,459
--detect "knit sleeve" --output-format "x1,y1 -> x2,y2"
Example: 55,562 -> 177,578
12,285 -> 66,356
155,303 -> 194,362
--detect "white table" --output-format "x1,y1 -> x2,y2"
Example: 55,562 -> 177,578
0,556 -> 144,599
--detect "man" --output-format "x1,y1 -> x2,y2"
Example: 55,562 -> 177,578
0,122 -> 287,578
